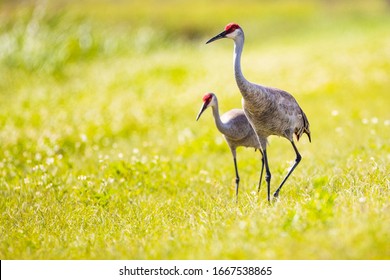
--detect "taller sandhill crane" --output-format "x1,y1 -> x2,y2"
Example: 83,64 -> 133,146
206,23 -> 311,202
196,92 -> 264,201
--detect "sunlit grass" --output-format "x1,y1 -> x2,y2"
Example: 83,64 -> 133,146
0,0 -> 389,259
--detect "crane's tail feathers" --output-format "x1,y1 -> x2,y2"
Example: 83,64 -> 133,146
306,131 -> 311,143
297,108 -> 311,143
296,127 -> 311,142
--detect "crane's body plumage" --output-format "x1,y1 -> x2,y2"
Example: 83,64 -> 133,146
206,23 -> 311,201
196,93 -> 264,201
220,109 -> 260,149
241,85 -> 310,144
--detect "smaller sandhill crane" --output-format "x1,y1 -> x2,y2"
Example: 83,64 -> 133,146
196,92 -> 265,201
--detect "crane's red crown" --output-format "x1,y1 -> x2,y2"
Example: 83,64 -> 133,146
225,23 -> 241,33
202,93 -> 213,103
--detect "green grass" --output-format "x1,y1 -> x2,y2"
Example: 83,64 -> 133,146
0,0 -> 389,259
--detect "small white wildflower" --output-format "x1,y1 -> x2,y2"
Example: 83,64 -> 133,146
78,175 -> 87,181
80,134 -> 88,142
46,157 -> 54,165
199,170 -> 208,175
214,136 -> 223,145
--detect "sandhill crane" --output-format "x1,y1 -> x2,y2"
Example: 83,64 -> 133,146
206,23 -> 311,202
196,92 -> 264,201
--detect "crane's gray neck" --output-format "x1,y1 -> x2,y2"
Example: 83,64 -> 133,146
233,35 -> 249,93
233,34 -> 265,99
211,101 -> 226,133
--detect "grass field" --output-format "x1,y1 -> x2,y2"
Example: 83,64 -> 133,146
0,0 -> 389,259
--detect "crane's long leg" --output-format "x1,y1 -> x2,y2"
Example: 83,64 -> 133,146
233,157 -> 240,203
257,150 -> 264,193
273,140 -> 301,198
262,148 -> 272,202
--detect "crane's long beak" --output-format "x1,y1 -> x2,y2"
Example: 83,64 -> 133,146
206,30 -> 227,44
196,102 -> 208,121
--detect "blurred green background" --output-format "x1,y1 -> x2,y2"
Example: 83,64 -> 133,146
0,0 -> 389,259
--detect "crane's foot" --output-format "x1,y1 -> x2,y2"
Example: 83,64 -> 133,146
272,191 -> 281,203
